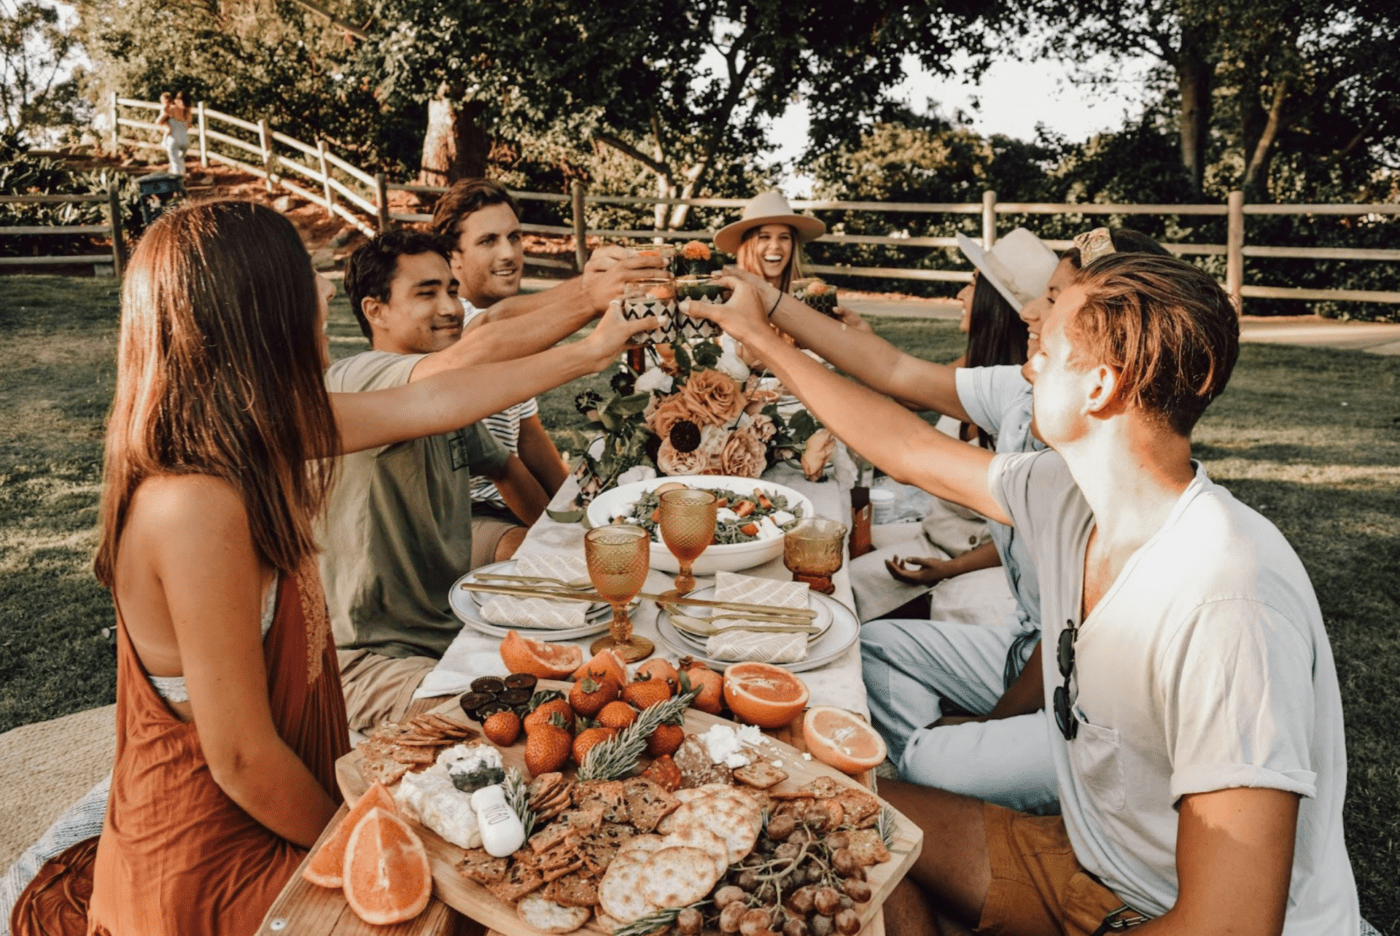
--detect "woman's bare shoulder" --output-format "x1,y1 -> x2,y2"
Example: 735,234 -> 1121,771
128,474 -> 251,542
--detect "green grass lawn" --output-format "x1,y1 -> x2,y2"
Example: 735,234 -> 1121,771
2,275 -> 1398,926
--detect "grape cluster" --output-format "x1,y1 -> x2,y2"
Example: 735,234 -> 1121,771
674,812 -> 873,936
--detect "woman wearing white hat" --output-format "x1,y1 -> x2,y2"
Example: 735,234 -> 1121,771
714,190 -> 826,295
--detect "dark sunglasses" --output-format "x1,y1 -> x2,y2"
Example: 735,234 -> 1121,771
1053,619 -> 1078,741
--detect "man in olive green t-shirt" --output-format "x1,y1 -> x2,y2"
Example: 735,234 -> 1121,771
324,229 -> 662,730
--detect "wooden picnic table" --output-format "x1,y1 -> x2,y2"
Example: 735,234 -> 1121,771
256,698 -> 888,936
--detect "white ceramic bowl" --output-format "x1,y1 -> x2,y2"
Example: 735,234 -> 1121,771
586,475 -> 815,575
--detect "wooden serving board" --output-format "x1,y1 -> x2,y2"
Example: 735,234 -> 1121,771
334,685 -> 923,936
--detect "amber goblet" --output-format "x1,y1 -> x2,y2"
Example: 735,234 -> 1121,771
584,525 -> 654,662
782,518 -> 847,595
659,489 -> 718,596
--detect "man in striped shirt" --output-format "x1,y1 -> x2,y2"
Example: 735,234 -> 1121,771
432,179 -> 659,564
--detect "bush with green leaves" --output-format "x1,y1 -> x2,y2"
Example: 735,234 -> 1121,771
0,130 -> 141,258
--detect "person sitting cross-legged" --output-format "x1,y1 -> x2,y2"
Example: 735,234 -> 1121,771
689,253 -> 1358,935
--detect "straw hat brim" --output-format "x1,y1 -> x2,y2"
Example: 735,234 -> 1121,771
713,213 -> 826,255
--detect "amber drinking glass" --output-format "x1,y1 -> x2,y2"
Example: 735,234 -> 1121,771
659,488 -> 718,596
782,518 -> 847,595
584,525 -> 654,662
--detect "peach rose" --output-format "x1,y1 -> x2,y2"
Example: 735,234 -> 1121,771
720,427 -> 767,479
801,428 -> 836,482
656,439 -> 708,476
748,412 -> 777,443
647,393 -> 708,441
654,343 -> 680,376
683,369 -> 746,426
743,387 -> 782,416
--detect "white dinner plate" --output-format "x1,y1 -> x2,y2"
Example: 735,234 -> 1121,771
449,563 -> 613,642
463,560 -> 608,620
655,589 -> 858,674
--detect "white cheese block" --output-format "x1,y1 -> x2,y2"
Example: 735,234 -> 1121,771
395,764 -> 482,849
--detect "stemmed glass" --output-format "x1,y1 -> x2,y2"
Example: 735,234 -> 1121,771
659,488 -> 718,596
584,525 -> 654,662
782,518 -> 847,595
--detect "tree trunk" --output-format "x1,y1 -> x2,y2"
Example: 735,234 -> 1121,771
1175,22 -> 1214,195
419,86 -> 490,186
1244,78 -> 1288,200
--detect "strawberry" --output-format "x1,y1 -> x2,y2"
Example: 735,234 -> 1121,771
482,710 -> 521,747
569,675 -> 618,719
646,722 -> 685,758
524,715 -> 572,776
572,726 -> 618,766
524,697 -> 576,734
621,675 -> 672,710
678,659 -> 723,715
596,700 -> 639,731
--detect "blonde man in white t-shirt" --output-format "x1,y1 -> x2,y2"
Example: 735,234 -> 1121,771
690,254 -> 1359,935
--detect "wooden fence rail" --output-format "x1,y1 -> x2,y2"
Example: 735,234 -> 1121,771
0,188 -> 126,276
103,95 -> 1397,310
383,183 -> 1399,309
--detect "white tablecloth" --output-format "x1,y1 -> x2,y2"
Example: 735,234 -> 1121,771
416,455 -> 870,719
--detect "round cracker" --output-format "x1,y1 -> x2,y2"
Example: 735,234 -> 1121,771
641,846 -> 721,909
615,833 -> 665,863
658,825 -> 729,879
667,795 -> 759,865
516,895 -> 591,934
598,853 -> 650,923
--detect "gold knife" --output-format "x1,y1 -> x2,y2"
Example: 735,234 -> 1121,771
458,581 -> 817,620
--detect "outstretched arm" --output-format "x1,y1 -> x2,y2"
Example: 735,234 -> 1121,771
331,303 -> 654,454
690,281 -> 1007,525
724,267 -> 971,421
468,246 -> 644,325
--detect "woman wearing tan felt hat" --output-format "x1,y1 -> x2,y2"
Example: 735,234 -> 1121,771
714,190 -> 826,294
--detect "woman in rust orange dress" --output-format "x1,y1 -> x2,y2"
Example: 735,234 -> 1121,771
11,200 -> 655,936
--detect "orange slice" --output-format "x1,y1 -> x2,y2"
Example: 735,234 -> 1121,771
722,662 -> 809,729
342,807 -> 432,926
570,647 -> 628,688
301,782 -> 395,888
802,705 -> 889,775
500,630 -> 585,680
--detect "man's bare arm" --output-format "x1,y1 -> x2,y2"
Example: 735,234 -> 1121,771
516,414 -> 569,497
488,454 -> 550,525
1134,788 -> 1298,936
470,246 -> 655,325
726,267 -> 971,421
932,642 -> 1043,728
693,281 -> 1007,525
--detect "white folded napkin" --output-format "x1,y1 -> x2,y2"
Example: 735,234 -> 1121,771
705,631 -> 808,664
701,572 -> 811,662
477,554 -> 590,630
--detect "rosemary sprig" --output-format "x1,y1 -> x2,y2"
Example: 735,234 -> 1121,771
611,900 -> 709,936
502,766 -> 536,838
877,805 -> 897,849
577,686 -> 699,781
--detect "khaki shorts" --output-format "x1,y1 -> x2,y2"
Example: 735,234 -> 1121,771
336,649 -> 439,733
978,802 -> 1146,936
471,508 -> 526,569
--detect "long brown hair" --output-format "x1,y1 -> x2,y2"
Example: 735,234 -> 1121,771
94,200 -> 339,586
736,224 -> 807,293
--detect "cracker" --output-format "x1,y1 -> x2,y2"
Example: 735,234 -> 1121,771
622,777 -> 679,833
485,851 -> 545,903
846,828 -> 891,867
672,736 -> 732,788
598,853 -> 650,923
668,794 -> 759,864
542,871 -> 599,908
658,825 -> 729,879
457,848 -> 508,885
835,789 -> 881,825
517,894 -> 591,934
801,776 -> 842,798
641,846 -> 721,909
733,761 -> 788,789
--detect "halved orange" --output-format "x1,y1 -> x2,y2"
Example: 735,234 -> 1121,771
802,705 -> 889,775
342,807 -> 432,925
301,782 -> 395,888
500,630 -> 585,680
722,662 -> 809,729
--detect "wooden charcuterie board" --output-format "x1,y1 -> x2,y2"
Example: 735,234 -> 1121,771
334,684 -> 922,936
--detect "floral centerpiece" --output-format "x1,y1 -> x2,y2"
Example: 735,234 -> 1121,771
569,340 -> 834,506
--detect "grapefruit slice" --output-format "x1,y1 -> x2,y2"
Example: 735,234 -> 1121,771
570,647 -> 628,688
722,662 -> 810,729
342,807 -> 432,925
500,630 -> 585,679
802,705 -> 889,774
301,782 -> 395,888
